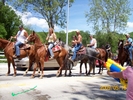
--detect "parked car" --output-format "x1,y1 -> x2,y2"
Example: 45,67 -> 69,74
14,57 -> 77,70
14,57 -> 60,70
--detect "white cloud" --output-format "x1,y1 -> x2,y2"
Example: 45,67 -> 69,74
15,11 -> 48,30
127,22 -> 133,28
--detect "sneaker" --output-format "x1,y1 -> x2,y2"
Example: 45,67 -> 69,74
13,55 -> 17,59
68,58 -> 74,63
69,52 -> 73,56
49,56 -> 54,60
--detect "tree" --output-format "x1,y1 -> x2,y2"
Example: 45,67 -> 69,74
8,0 -> 74,29
0,2 -> 22,39
85,0 -> 131,33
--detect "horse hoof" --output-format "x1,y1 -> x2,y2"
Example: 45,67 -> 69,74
63,74 -> 66,77
23,73 -> 26,76
13,74 -> 16,77
39,76 -> 43,79
56,73 -> 60,77
6,74 -> 9,76
30,75 -> 34,79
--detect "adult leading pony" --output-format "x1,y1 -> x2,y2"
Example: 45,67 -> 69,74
0,38 -> 35,76
26,31 -> 68,77
117,39 -> 129,66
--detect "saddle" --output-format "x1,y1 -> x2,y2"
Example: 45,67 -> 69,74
52,45 -> 62,52
77,46 -> 86,55
13,42 -> 31,52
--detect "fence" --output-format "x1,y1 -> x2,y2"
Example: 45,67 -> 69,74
0,51 -> 7,62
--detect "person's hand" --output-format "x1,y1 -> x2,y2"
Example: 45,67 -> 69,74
10,36 -> 13,39
107,70 -> 111,76
24,39 -> 28,44
87,44 -> 90,47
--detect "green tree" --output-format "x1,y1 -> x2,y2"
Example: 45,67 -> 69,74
85,0 -> 131,33
0,2 -> 22,39
8,0 -> 74,29
0,24 -> 7,38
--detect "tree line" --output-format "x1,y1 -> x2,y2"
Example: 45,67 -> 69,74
0,0 -> 133,54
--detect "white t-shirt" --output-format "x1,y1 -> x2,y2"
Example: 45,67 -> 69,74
90,38 -> 97,48
17,29 -> 26,43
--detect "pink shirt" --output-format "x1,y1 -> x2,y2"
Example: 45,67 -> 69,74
122,67 -> 133,100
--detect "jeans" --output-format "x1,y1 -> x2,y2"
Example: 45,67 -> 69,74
72,43 -> 82,61
48,43 -> 54,57
15,41 -> 23,56
128,46 -> 133,60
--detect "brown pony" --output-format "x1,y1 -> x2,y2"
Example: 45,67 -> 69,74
0,38 -> 35,76
26,31 -> 68,77
117,40 -> 129,66
79,47 -> 108,75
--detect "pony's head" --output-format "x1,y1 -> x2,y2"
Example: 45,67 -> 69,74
118,39 -> 124,49
26,31 -> 36,43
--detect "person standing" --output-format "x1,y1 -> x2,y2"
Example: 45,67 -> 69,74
46,28 -> 57,59
124,33 -> 133,66
68,31 -> 82,62
87,35 -> 97,49
11,25 -> 28,58
107,66 -> 133,100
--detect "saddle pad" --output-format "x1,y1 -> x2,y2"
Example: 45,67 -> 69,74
52,45 -> 62,52
77,47 -> 86,55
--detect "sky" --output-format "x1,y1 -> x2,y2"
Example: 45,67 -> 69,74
13,0 -> 133,34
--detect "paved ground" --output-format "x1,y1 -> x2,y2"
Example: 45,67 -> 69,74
0,63 -> 126,100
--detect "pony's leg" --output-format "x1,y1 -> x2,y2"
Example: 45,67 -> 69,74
92,62 -> 95,75
79,61 -> 83,75
98,60 -> 101,74
23,60 -> 33,76
56,58 -> 64,77
68,64 -> 72,76
87,61 -> 95,75
39,61 -> 44,79
11,59 -> 17,77
30,63 -> 37,78
87,62 -> 92,76
6,61 -> 10,76
84,62 -> 87,75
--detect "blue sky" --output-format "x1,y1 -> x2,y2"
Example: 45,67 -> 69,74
14,0 -> 133,34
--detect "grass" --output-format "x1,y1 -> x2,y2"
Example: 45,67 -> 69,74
0,56 -> 6,59
0,60 -> 7,63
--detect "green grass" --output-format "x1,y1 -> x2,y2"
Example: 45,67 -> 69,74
0,60 -> 7,63
0,56 -> 6,59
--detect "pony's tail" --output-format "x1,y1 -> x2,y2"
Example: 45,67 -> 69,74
63,53 -> 70,69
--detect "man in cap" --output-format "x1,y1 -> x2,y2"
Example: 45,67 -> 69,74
124,33 -> 133,66
87,34 -> 97,49
11,25 -> 28,58
68,30 -> 82,62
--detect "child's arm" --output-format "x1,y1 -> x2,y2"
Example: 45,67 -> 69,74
107,71 -> 124,79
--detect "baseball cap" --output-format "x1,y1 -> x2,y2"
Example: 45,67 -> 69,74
19,25 -> 23,28
125,33 -> 130,37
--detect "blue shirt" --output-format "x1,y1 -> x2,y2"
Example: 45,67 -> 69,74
127,38 -> 133,46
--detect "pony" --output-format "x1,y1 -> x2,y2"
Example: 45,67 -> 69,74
0,38 -> 35,76
64,44 -> 110,76
95,47 -> 108,74
117,39 -> 129,66
64,46 -> 99,76
26,31 -> 68,77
